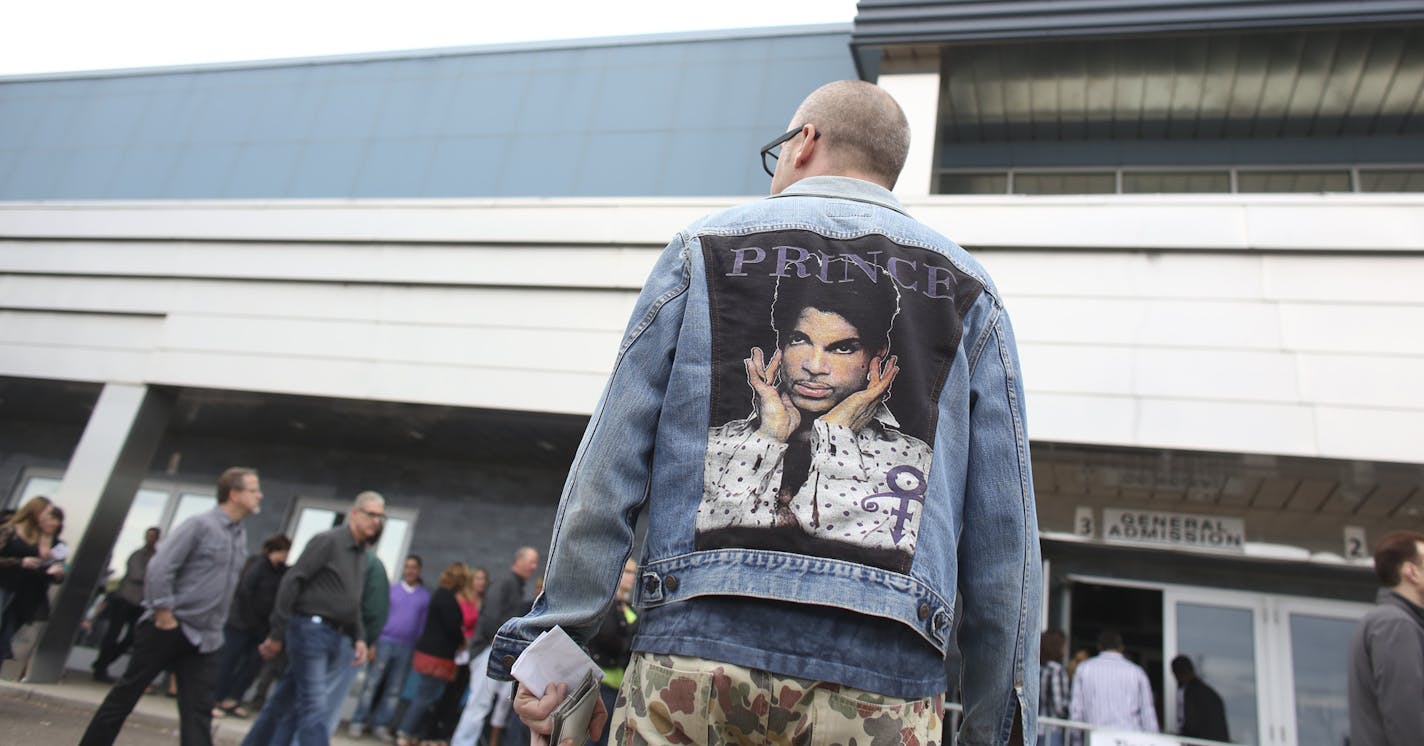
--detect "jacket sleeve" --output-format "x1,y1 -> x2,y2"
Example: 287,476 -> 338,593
474,577 -> 517,643
1367,615 -> 1424,744
251,564 -> 281,633
268,531 -> 331,643
1179,682 -> 1202,736
414,588 -> 431,640
142,515 -> 201,611
426,591 -> 465,652
0,526 -> 22,569
956,303 -> 1042,746
488,235 -> 691,681
586,604 -> 629,667
362,554 -> 390,645
1051,666 -> 1069,718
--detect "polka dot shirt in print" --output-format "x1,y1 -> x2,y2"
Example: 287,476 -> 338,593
698,404 -> 933,554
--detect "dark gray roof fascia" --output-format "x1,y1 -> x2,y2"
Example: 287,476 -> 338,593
0,23 -> 852,83
852,1 -> 1424,46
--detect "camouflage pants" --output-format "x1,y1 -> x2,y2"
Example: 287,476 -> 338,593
611,653 -> 943,746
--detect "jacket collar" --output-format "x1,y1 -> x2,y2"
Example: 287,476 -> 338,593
1381,588 -> 1424,629
769,176 -> 909,216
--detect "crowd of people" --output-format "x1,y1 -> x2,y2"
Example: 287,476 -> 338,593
1037,627 -> 1229,745
5,470 -> 1420,746
16,467 -> 638,746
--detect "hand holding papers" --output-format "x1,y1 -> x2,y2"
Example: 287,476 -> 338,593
510,626 -> 601,697
511,626 -> 603,745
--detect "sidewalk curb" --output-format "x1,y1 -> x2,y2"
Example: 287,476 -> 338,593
0,679 -> 246,746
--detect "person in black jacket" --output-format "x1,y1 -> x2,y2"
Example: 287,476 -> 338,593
396,562 -> 471,746
588,560 -> 638,746
212,533 -> 290,718
1170,655 -> 1229,742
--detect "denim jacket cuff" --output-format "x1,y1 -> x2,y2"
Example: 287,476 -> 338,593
485,632 -> 527,682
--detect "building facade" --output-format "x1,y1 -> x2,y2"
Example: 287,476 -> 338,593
2,3 -> 1422,744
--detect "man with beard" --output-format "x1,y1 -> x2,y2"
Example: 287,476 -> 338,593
80,468 -> 261,746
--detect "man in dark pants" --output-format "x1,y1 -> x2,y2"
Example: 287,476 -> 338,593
451,546 -> 539,746
89,526 -> 160,682
242,491 -> 385,746
1170,655 -> 1229,741
79,468 -> 262,746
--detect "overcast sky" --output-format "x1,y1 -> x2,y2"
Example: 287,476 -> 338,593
1,0 -> 860,76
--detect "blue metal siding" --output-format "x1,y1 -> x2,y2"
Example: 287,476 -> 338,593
0,29 -> 855,200
852,1 -> 1424,45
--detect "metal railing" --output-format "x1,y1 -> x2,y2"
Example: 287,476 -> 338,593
943,703 -> 1239,746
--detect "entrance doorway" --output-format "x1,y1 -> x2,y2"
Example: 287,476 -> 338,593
1065,576 -> 1370,746
1068,582 -> 1165,726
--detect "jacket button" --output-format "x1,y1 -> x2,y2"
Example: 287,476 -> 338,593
502,655 -> 515,669
664,575 -> 679,592
643,577 -> 658,593
917,603 -> 930,620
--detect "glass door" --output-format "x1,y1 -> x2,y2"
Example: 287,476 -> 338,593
1267,598 -> 1369,746
1164,587 -> 1268,745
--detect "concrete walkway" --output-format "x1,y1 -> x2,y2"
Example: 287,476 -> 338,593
0,672 -> 366,746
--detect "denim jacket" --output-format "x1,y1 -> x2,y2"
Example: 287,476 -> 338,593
491,176 -> 1040,745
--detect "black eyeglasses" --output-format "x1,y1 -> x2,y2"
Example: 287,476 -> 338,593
760,125 -> 820,177
359,509 -> 387,521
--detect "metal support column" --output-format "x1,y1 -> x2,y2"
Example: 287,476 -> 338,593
25,383 -> 174,683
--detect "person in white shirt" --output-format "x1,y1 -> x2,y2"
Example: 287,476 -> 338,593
1069,629 -> 1159,735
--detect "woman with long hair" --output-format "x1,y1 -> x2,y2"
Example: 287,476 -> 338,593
426,566 -> 489,742
396,562 -> 471,746
0,496 -> 62,660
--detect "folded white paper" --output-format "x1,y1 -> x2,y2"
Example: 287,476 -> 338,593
510,626 -> 601,698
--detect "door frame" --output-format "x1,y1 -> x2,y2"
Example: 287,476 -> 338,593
1262,595 -> 1370,746
1162,585 -> 1272,745
1067,573 -> 1371,746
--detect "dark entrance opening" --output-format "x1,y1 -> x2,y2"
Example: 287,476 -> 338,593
1069,581 -> 1165,727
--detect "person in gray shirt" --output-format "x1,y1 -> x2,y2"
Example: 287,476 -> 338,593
243,491 -> 385,746
80,467 -> 263,746
89,525 -> 160,682
1348,529 -> 1424,746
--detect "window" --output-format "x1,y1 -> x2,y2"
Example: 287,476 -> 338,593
8,473 -> 62,508
284,497 -> 418,582
1236,170 -> 1353,193
8,470 -> 216,582
936,172 -> 1008,194
1359,168 -> 1424,192
1122,170 -> 1231,194
1012,171 -> 1116,195
932,164 -> 1424,194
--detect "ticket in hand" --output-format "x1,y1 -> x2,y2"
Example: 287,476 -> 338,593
509,625 -> 600,698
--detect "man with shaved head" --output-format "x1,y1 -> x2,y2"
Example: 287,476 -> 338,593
497,80 -> 1039,746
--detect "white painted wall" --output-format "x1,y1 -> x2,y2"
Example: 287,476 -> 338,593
1,194 -> 1421,464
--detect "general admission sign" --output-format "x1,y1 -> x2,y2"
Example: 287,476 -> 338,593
1100,508 -> 1246,553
